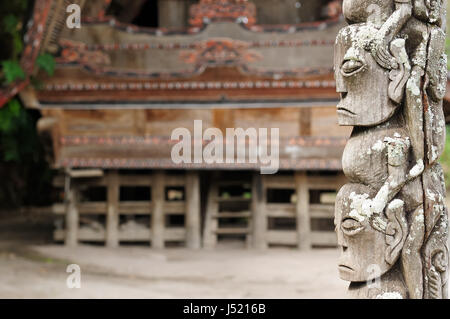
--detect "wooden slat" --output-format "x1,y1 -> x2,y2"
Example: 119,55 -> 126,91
119,201 -> 152,214
54,227 -> 187,242
262,175 -> 295,189
164,201 -> 185,214
54,201 -> 185,215
266,230 -> 297,245
309,204 -> 334,218
119,175 -> 152,186
307,175 -> 346,190
55,228 -> 104,242
265,204 -> 295,217
78,202 -> 107,214
69,169 -> 103,178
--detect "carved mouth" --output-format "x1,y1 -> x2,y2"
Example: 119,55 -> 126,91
338,264 -> 354,271
337,107 -> 356,116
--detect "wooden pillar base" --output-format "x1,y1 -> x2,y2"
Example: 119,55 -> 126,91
152,171 -> 165,249
65,174 -> 79,247
252,173 -> 267,250
106,170 -> 119,248
186,171 -> 201,250
295,172 -> 311,251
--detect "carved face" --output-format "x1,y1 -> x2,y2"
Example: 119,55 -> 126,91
334,25 -> 400,127
334,183 -> 406,282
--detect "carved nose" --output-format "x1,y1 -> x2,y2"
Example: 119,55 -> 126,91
335,70 -> 347,94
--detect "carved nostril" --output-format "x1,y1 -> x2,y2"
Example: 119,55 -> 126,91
340,92 -> 348,99
342,246 -> 348,252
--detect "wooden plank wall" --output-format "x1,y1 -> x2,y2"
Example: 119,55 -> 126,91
53,170 -> 201,248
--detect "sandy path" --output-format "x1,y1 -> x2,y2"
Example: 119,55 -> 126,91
0,243 -> 347,299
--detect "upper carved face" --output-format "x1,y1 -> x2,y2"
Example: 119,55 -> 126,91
342,0 -> 393,25
335,183 -> 407,282
334,24 -> 408,127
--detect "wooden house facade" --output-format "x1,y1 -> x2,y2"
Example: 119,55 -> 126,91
20,0 -> 351,249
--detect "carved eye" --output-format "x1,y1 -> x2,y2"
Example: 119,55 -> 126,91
341,217 -> 364,236
341,60 -> 365,76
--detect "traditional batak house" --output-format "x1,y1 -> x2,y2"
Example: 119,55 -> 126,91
18,0 -> 351,249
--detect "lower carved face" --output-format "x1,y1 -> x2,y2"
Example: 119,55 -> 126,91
334,24 -> 402,126
335,183 -> 406,282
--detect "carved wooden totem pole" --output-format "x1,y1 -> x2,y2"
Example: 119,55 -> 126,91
334,0 -> 449,298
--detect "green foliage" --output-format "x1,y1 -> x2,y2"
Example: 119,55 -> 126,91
3,14 -> 19,34
0,98 -> 54,207
0,0 -> 55,208
36,53 -> 55,76
1,60 -> 25,83
0,98 -> 21,132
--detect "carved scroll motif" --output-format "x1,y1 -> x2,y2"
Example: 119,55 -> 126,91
334,0 -> 448,299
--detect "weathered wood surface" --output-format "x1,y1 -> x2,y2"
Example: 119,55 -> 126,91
295,172 -> 311,250
64,176 -> 79,247
252,173 -> 267,250
106,170 -> 119,247
334,0 -> 448,299
39,106 -> 350,170
151,171 -> 165,249
186,171 -> 201,249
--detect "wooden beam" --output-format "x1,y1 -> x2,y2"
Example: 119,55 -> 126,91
68,169 -> 104,178
65,176 -> 79,247
106,170 -> 119,248
295,172 -> 311,250
185,171 -> 201,249
151,170 -> 165,249
252,173 -> 267,249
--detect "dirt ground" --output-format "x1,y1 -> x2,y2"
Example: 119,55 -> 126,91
0,212 -> 347,299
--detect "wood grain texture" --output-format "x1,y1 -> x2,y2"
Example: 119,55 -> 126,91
335,0 -> 448,299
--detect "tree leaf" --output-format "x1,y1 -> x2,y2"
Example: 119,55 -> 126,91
3,14 -> 18,34
36,53 -> 55,76
1,60 -> 25,84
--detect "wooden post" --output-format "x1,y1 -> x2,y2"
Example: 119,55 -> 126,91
151,170 -> 165,249
252,173 -> 267,249
65,175 -> 78,247
203,180 -> 219,249
295,172 -> 311,250
106,170 -> 119,248
185,171 -> 201,249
